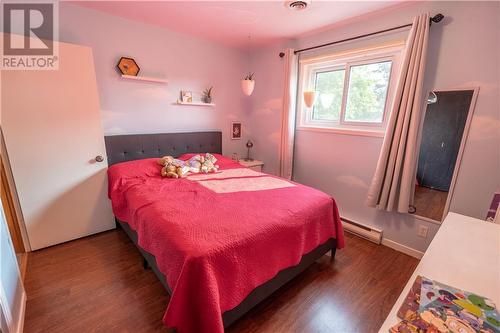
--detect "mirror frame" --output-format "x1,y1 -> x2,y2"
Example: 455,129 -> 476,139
414,86 -> 480,224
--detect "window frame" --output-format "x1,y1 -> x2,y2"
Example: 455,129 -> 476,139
307,64 -> 346,126
297,43 -> 404,136
341,58 -> 394,126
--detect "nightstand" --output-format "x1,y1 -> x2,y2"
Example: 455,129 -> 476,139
239,159 -> 264,172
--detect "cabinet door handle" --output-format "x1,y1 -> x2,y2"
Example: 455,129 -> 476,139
95,155 -> 104,162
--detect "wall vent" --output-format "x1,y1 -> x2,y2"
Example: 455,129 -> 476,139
341,217 -> 382,244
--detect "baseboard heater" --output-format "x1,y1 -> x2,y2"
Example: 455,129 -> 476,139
341,217 -> 382,244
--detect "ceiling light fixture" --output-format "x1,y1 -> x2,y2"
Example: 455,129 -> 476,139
285,0 -> 311,11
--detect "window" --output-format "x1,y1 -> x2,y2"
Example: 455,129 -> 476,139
312,69 -> 345,121
298,44 -> 403,136
344,61 -> 392,123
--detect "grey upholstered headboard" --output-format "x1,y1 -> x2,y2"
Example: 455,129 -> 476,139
104,131 -> 222,166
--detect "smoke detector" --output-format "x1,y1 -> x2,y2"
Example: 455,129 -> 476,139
285,0 -> 311,11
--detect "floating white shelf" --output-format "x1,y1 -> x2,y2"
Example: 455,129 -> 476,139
176,100 -> 215,107
121,74 -> 168,84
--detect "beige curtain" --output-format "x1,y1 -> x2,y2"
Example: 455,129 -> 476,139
279,48 -> 298,180
366,13 -> 430,213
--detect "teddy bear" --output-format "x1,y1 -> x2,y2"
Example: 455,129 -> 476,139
157,156 -> 189,178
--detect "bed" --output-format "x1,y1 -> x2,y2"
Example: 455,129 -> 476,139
105,131 -> 344,332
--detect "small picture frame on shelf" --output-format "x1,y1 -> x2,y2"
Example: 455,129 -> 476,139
231,122 -> 242,140
181,91 -> 193,103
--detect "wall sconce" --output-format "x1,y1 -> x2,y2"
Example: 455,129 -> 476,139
303,91 -> 316,108
241,72 -> 255,96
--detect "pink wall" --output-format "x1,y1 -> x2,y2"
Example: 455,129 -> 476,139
59,1 -> 499,254
248,1 -> 500,253
60,3 -> 252,158
247,41 -> 294,175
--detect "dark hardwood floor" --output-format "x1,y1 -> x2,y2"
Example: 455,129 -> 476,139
24,229 -> 418,333
414,185 -> 448,221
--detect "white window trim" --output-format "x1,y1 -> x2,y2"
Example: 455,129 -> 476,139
306,64 -> 345,126
297,42 -> 405,136
342,58 -> 394,126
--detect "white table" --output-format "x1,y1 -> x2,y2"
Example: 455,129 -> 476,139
239,159 -> 264,172
379,212 -> 500,332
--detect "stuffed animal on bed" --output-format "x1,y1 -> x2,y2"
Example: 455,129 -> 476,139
187,153 -> 219,173
200,153 -> 219,173
187,154 -> 203,173
157,156 -> 190,178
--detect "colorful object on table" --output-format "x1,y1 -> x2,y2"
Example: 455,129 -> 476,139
469,294 -> 496,312
391,276 -> 500,333
420,277 -> 463,310
486,192 -> 499,222
454,299 -> 483,318
116,57 -> 140,76
397,276 -> 422,321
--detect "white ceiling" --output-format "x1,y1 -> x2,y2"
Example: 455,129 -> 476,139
73,1 -> 404,49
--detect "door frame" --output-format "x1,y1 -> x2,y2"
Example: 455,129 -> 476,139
0,197 -> 27,333
414,86 -> 479,224
1,158 -> 24,253
0,129 -> 30,252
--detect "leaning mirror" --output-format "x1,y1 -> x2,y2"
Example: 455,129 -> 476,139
412,88 -> 478,222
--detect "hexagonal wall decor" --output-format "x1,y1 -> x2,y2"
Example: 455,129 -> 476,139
117,57 -> 140,76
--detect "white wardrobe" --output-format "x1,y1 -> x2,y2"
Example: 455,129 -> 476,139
1,39 -> 115,250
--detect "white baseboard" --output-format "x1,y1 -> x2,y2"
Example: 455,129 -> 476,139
381,238 -> 424,259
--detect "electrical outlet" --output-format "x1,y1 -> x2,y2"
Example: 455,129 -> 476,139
417,225 -> 429,238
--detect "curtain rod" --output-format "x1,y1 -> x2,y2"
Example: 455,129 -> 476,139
279,13 -> 444,58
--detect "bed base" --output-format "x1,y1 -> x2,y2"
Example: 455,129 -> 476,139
117,218 -> 336,328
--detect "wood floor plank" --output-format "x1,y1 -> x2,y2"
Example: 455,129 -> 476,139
24,229 -> 418,333
414,185 -> 448,221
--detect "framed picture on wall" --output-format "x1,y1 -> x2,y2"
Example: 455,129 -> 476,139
231,122 -> 242,140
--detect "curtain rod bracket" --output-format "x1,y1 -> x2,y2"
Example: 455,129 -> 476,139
278,13 -> 444,58
431,13 -> 444,24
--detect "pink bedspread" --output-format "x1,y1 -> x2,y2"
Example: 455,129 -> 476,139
108,154 -> 344,333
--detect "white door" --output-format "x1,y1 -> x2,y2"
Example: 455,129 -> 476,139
1,40 -> 115,250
